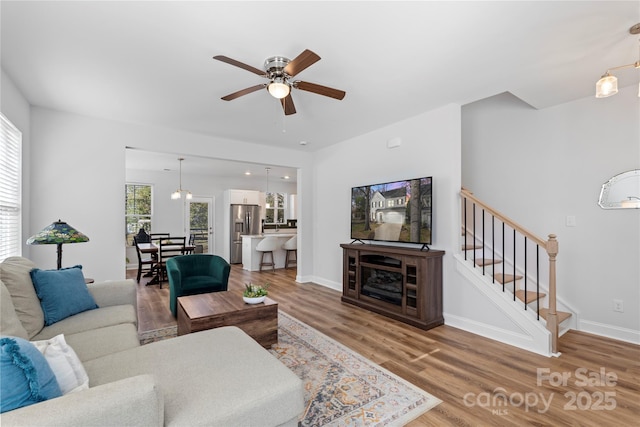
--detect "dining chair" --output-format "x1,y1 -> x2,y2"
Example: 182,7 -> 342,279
149,233 -> 170,261
150,233 -> 170,244
157,236 -> 187,286
133,236 -> 155,283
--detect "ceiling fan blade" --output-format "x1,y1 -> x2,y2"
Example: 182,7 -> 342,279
221,84 -> 266,101
295,81 -> 346,100
213,55 -> 266,77
280,94 -> 297,115
284,49 -> 321,77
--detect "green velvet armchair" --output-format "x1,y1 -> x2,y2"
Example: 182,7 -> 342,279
166,254 -> 231,317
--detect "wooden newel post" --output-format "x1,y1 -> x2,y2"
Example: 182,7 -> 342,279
546,234 -> 559,353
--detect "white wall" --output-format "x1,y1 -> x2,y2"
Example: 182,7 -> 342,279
462,88 -> 640,343
1,69 -> 31,258
309,104 -> 526,337
310,104 -> 462,293
28,107 -> 312,281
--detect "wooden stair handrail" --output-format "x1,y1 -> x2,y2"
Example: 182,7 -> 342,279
461,188 -> 561,354
461,189 -> 547,249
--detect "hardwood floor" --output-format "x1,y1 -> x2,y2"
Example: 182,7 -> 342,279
129,266 -> 640,426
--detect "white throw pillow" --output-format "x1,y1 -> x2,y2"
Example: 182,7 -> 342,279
32,334 -> 89,394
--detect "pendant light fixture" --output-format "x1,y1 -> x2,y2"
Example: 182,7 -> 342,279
595,23 -> 640,98
265,167 -> 271,208
171,157 -> 192,200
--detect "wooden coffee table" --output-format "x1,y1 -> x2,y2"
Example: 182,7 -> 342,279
176,291 -> 278,348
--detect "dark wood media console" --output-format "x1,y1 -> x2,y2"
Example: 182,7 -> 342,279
340,243 -> 444,330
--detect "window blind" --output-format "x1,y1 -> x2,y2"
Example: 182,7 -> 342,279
0,113 -> 22,261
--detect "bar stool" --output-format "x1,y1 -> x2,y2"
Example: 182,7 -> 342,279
283,236 -> 297,269
256,237 -> 279,272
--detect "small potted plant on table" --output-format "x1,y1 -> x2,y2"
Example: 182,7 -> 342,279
243,282 -> 269,304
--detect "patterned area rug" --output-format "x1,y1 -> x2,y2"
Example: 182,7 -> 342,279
139,312 -> 441,426
139,324 -> 177,345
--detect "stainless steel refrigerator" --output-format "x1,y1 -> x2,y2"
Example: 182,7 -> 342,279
230,204 -> 261,264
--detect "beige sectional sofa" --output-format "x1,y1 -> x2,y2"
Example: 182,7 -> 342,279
0,257 -> 304,426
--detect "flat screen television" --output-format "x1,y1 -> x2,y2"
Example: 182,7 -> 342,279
350,176 -> 432,247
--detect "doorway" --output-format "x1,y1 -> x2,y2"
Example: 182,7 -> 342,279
186,197 -> 214,254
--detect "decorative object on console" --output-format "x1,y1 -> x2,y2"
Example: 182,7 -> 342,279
595,23 -> 640,98
26,220 -> 89,269
213,49 -> 346,116
171,157 -> 192,200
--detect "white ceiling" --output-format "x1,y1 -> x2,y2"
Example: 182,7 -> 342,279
125,148 -> 297,182
2,1 -> 639,176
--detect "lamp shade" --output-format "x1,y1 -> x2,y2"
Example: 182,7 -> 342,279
595,73 -> 618,98
27,220 -> 89,269
268,80 -> 290,99
27,220 -> 89,245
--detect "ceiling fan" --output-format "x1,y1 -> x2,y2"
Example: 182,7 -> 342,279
213,49 -> 346,116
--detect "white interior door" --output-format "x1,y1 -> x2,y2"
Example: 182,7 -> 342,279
186,197 -> 214,254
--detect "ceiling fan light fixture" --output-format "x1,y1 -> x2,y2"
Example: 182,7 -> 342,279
268,79 -> 290,99
595,72 -> 618,98
214,49 -> 345,114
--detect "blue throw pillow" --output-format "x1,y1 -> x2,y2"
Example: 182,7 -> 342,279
0,336 -> 62,413
30,266 -> 98,326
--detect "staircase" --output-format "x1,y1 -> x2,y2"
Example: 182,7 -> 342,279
459,189 -> 575,356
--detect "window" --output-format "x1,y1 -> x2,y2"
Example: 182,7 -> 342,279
265,192 -> 286,224
125,183 -> 152,245
0,113 -> 22,261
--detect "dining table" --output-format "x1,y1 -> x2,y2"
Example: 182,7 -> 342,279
137,242 -> 196,285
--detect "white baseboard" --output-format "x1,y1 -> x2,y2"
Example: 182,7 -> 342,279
578,319 -> 640,345
298,275 -> 341,292
444,312 -> 552,357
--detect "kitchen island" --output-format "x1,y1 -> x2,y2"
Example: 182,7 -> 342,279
242,233 -> 297,271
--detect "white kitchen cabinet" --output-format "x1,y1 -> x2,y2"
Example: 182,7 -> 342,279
226,189 -> 260,205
